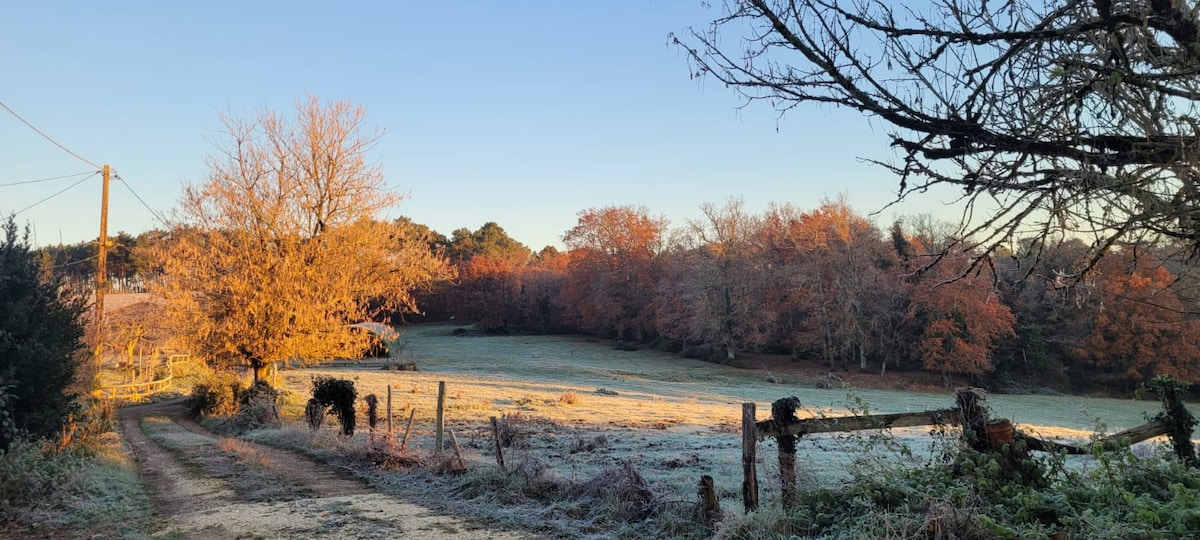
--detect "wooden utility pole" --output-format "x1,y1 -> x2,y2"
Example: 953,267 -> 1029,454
94,164 -> 110,357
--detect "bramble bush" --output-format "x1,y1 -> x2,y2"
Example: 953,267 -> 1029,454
305,376 -> 356,436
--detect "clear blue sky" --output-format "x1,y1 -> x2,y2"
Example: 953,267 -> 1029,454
1,1 -> 960,250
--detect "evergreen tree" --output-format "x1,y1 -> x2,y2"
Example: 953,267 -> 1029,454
0,216 -> 86,450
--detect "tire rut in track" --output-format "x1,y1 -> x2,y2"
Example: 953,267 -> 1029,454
118,400 -> 525,539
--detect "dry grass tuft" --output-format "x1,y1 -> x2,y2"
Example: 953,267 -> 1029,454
558,391 -> 581,406
573,460 -> 656,523
216,437 -> 274,468
494,412 -> 531,449
351,434 -> 423,471
569,433 -> 608,454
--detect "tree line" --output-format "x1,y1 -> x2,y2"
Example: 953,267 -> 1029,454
424,199 -> 1200,393
44,197 -> 1200,392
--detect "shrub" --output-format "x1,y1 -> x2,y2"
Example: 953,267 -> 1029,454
0,440 -> 71,513
234,380 -> 281,429
186,370 -> 245,419
307,377 -> 356,436
494,412 -> 530,449
0,217 -> 87,450
0,385 -> 17,448
558,391 -> 580,405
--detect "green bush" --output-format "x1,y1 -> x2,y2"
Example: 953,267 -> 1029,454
0,217 -> 87,450
0,440 -> 73,512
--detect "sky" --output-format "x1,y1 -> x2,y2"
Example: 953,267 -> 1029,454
1,1 -> 964,251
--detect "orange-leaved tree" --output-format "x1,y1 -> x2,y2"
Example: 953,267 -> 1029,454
905,244 -> 1016,386
1076,251 -> 1200,387
561,205 -> 667,341
449,255 -> 522,333
155,98 -> 453,382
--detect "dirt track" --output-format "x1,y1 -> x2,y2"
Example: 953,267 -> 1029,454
117,400 -> 525,539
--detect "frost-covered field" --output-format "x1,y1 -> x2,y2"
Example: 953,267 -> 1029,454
280,324 -> 1184,510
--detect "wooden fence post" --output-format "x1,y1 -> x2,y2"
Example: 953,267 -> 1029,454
387,385 -> 393,434
742,402 -> 759,513
490,416 -> 506,470
699,474 -> 720,531
955,387 -> 990,452
772,397 -> 801,508
436,381 -> 446,453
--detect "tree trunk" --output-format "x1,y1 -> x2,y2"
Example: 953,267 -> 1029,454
252,359 -> 271,383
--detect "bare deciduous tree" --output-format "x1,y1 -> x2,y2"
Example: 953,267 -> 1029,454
155,97 -> 453,381
676,0 -> 1200,273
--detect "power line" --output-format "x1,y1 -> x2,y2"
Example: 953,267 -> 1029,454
50,254 -> 98,269
0,100 -> 101,169
0,170 -> 97,188
114,172 -> 169,225
12,172 -> 99,216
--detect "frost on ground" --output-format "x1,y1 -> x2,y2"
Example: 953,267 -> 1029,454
253,324 -> 1186,536
117,400 -> 525,539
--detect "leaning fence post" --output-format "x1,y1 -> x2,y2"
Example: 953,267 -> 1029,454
387,385 -> 393,434
490,416 -> 506,470
401,408 -> 416,451
742,402 -> 759,513
436,381 -> 446,453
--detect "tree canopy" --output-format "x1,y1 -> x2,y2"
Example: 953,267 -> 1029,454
676,0 -> 1200,272
446,222 -> 532,265
154,98 -> 452,381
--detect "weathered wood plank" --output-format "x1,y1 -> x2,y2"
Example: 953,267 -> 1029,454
1022,419 -> 1171,455
756,408 -> 963,439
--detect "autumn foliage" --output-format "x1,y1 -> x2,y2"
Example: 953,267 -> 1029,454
1075,254 -> 1200,387
155,98 -> 453,381
427,199 -> 1200,391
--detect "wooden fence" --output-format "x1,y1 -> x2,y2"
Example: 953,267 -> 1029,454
739,387 -> 1178,512
99,353 -> 189,400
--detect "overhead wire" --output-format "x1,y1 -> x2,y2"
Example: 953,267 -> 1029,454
113,172 -> 169,225
12,171 -> 99,216
0,170 -> 97,188
49,254 -> 98,269
0,100 -> 102,169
